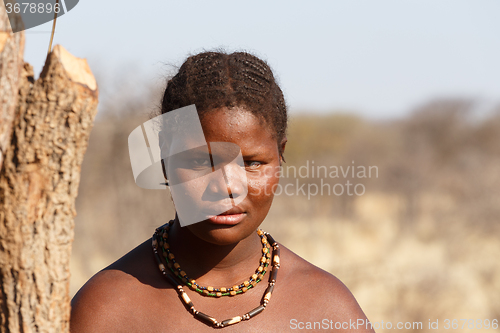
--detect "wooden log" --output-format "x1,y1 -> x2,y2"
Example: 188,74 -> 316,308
0,44 -> 98,333
0,0 -> 25,170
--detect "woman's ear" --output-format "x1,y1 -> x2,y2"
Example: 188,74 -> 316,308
161,159 -> 169,185
279,137 -> 287,164
159,129 -> 170,184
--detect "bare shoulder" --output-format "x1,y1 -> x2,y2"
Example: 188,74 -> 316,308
70,239 -> 162,333
276,243 -> 375,332
70,269 -> 135,332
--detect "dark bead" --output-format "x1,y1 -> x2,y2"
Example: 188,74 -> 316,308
247,305 -> 266,318
195,311 -> 218,325
152,252 -> 161,265
166,274 -> 181,287
265,233 -> 277,246
270,268 -> 278,283
264,284 -> 274,296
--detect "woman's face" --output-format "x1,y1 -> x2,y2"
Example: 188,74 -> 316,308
166,106 -> 285,245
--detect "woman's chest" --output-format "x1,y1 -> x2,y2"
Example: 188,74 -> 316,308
132,281 -> 319,332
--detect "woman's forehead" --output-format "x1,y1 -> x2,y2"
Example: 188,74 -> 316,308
200,107 -> 274,142
164,107 -> 278,158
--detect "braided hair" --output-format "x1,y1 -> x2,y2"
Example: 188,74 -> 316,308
161,51 -> 288,154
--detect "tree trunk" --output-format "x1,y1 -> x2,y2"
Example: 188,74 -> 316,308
0,0 -> 25,170
0,40 -> 98,333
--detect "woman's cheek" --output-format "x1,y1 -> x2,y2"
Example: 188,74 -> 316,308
246,167 -> 280,199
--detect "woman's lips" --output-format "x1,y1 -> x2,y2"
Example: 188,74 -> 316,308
208,212 -> 246,225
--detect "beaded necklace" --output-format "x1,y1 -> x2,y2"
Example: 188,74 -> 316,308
151,222 -> 281,328
156,220 -> 269,297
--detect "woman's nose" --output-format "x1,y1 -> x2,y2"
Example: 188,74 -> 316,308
206,161 -> 247,199
221,162 -> 247,199
204,142 -> 247,200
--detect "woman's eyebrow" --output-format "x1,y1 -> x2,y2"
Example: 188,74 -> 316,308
187,146 -> 210,155
242,153 -> 261,159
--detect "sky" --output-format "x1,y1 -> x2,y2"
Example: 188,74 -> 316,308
21,0 -> 500,119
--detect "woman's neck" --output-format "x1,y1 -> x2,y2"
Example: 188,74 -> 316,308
166,218 -> 263,286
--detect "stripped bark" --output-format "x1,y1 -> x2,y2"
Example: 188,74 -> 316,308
0,0 -> 25,170
0,44 -> 98,333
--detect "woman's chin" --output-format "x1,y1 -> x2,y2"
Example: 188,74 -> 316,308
185,217 -> 258,246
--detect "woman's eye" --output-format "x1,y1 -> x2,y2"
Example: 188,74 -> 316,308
190,158 -> 211,168
245,161 -> 262,169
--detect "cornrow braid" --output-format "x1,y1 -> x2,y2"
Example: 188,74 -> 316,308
161,51 -> 288,153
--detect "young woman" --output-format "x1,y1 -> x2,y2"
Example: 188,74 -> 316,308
70,51 -> 375,332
